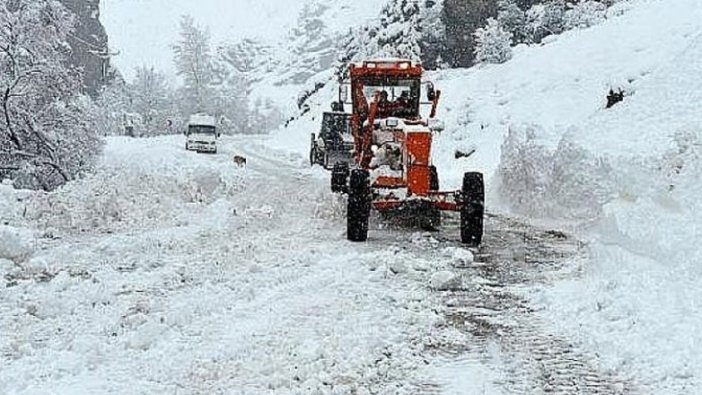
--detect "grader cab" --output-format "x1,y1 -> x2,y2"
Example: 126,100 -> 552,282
327,60 -> 484,245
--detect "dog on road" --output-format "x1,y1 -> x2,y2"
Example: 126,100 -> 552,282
233,155 -> 247,167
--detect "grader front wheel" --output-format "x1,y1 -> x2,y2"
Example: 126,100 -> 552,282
347,169 -> 371,242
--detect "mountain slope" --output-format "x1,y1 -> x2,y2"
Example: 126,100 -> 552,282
102,0 -> 388,81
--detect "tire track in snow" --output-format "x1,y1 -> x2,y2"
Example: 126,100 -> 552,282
232,138 -> 635,393
385,213 -> 637,394
432,216 -> 637,394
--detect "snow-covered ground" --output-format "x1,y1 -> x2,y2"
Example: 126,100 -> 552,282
4,0 -> 702,392
4,134 -> 635,394
439,0 -> 702,392
272,0 -> 702,392
2,135 -> 512,394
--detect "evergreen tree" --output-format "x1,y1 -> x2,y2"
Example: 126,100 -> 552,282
564,0 -> 607,29
474,18 -> 514,64
497,0 -> 527,44
525,0 -> 567,43
442,0 -> 499,67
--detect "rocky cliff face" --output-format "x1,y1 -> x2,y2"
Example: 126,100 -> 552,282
59,0 -> 112,97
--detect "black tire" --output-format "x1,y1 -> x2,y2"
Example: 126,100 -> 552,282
430,165 -> 439,191
347,169 -> 371,242
309,146 -> 316,166
309,134 -> 317,166
331,162 -> 349,193
461,172 -> 484,246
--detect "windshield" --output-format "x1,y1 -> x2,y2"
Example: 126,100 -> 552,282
321,113 -> 352,137
188,125 -> 216,135
359,78 -> 420,118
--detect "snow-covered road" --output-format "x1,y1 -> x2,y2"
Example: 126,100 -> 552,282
1,135 -> 634,394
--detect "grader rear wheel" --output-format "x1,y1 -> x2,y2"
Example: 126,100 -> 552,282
461,172 -> 484,246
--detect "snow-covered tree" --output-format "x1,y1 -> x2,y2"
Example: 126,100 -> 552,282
497,0 -> 527,44
376,0 -> 423,60
564,0 -> 607,29
0,0 -> 102,190
211,70 -> 250,134
130,65 -> 175,134
498,125 -> 612,219
525,0 -> 567,43
248,98 -> 285,135
94,80 -> 131,136
474,18 -> 513,64
218,38 -> 271,89
343,0 -> 427,64
417,0 -> 446,69
172,15 -> 216,116
498,126 -> 552,214
217,37 -> 281,134
441,0 -> 499,67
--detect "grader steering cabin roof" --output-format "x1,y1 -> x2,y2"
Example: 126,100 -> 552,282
349,59 -> 423,78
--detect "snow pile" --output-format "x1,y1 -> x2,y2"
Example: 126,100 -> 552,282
537,133 -> 702,390
463,0 -> 702,391
0,225 -> 35,264
24,136 -> 244,235
1,134 -> 478,394
497,125 -> 614,220
0,181 -> 33,227
443,246 -> 475,268
429,270 -> 463,291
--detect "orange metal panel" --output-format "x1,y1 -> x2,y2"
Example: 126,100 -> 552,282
406,132 -> 432,196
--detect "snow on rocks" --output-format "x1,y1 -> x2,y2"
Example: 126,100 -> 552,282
0,225 -> 35,264
443,246 -> 475,268
429,270 -> 463,291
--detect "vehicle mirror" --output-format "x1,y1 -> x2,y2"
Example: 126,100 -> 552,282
339,85 -> 349,103
426,82 -> 436,101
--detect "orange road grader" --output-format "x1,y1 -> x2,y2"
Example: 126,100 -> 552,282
314,59 -> 484,245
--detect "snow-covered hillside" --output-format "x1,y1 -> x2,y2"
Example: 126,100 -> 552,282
102,0 -> 387,81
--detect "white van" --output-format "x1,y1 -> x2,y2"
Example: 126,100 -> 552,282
185,114 -> 219,153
